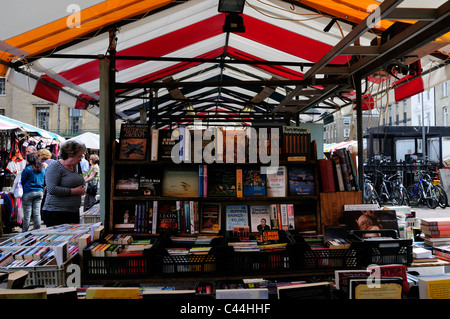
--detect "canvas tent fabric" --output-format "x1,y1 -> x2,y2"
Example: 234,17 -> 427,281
69,132 -> 100,149
0,115 -> 65,142
1,0 -> 450,124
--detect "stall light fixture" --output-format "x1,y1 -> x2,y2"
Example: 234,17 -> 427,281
219,0 -> 246,33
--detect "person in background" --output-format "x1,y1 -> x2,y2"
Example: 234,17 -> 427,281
21,153 -> 45,232
80,153 -> 90,177
42,140 -> 86,227
84,154 -> 100,211
37,148 -> 56,169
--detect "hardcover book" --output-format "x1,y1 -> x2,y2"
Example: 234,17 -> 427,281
288,166 -> 315,196
162,168 -> 199,197
118,123 -> 150,160
243,168 -> 266,197
282,126 -> 311,161
225,205 -> 249,231
115,167 -> 140,196
207,166 -> 237,197
343,210 -> 399,236
157,201 -> 178,232
265,166 -> 287,197
200,203 -> 221,233
138,168 -> 162,196
158,129 -> 176,161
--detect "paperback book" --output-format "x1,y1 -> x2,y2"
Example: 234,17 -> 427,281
226,205 -> 249,231
118,123 -> 150,160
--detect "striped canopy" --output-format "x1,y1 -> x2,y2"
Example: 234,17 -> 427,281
1,0 -> 449,124
0,115 -> 65,142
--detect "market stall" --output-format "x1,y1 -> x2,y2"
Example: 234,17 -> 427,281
0,115 -> 65,234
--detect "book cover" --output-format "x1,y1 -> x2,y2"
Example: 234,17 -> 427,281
115,167 -> 140,196
288,166 -> 315,196
138,168 -> 162,196
243,168 -> 266,197
265,166 -> 287,197
158,129 -> 176,161
343,210 -> 399,236
349,277 -> 403,299
200,203 -> 221,233
157,201 -> 178,232
118,123 -> 149,160
162,168 -> 199,197
226,205 -> 249,231
207,166 -> 237,197
282,126 -> 311,161
418,275 -> 450,299
249,205 -> 271,232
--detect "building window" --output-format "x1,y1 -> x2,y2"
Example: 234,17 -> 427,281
36,107 -> 50,130
0,109 -> 5,116
343,128 -> 350,138
443,82 -> 448,98
395,102 -> 399,124
0,78 -> 5,96
343,117 -> 351,126
403,100 -> 407,124
69,108 -> 83,134
444,107 -> 448,126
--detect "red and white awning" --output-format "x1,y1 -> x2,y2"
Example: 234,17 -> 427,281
1,0 -> 449,123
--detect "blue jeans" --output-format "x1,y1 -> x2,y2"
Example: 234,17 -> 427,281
22,191 -> 44,232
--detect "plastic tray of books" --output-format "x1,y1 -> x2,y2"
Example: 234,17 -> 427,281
82,241 -> 158,279
83,253 -> 153,279
348,230 -> 413,266
224,245 -> 293,274
153,246 -> 225,276
1,258 -> 74,287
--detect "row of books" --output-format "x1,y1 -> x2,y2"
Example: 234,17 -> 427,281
113,201 -> 303,235
420,217 -> 450,248
83,238 -> 156,258
118,124 -> 312,163
0,242 -> 75,268
319,148 -> 359,193
115,164 -> 315,198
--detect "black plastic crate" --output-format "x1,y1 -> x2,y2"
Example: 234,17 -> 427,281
83,254 -> 153,279
224,246 -> 292,273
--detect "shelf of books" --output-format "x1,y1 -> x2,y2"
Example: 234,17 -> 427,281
88,123 -> 399,281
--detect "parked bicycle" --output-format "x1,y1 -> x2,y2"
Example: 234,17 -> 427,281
363,171 -> 406,206
363,173 -> 379,205
406,170 -> 441,209
430,171 -> 448,208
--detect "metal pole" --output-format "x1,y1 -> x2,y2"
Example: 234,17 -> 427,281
355,74 -> 364,197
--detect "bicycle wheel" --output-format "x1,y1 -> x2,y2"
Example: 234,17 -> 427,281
426,185 -> 439,209
435,184 -> 448,208
390,186 -> 404,206
407,184 -> 421,207
364,183 -> 379,205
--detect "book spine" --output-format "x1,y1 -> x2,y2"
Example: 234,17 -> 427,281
203,165 -> 207,197
199,165 -> 203,197
151,128 -> 159,161
236,168 -> 243,198
152,201 -> 158,234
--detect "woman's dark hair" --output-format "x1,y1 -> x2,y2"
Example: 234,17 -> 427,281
60,140 -> 87,160
27,153 -> 43,173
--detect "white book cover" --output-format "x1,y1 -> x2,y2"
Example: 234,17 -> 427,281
266,166 -> 287,197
